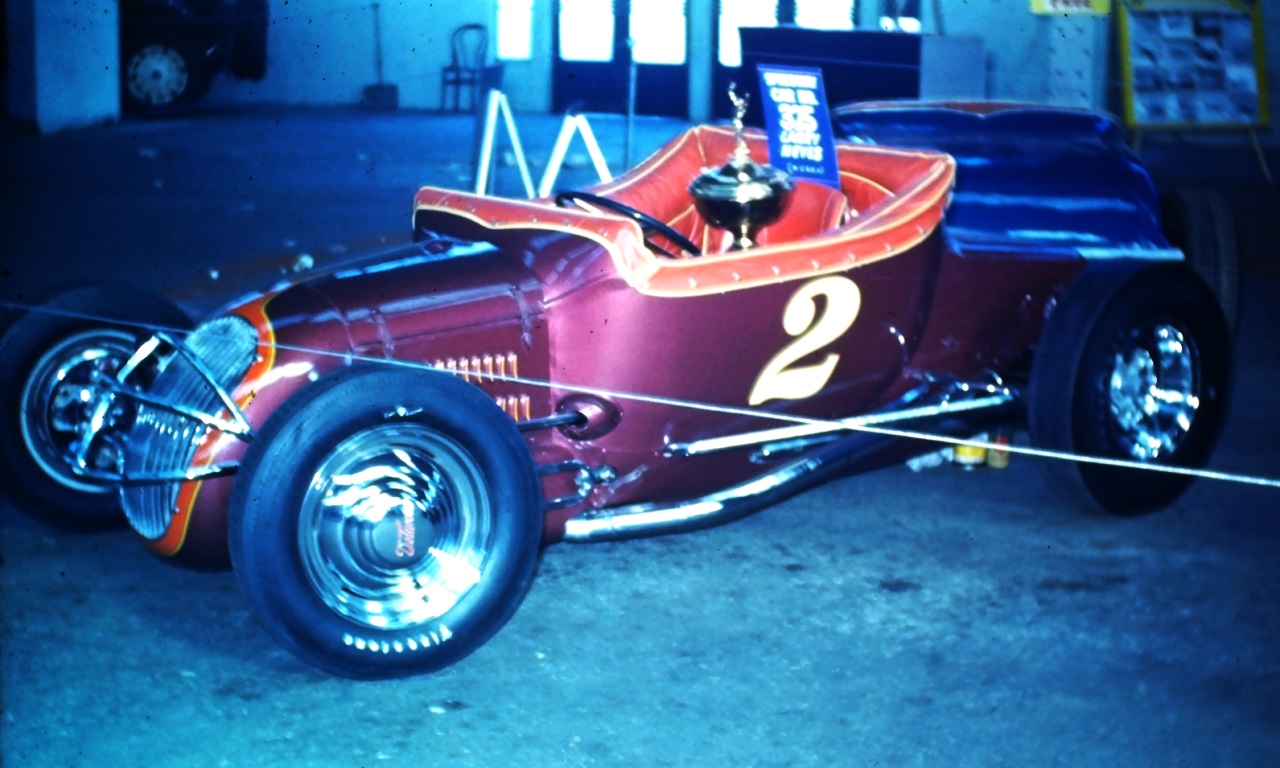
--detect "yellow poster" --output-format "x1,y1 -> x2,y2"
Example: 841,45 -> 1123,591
1118,0 -> 1269,128
1030,0 -> 1111,13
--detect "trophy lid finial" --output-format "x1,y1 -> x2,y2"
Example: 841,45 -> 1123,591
727,83 -> 750,165
688,83 -> 794,251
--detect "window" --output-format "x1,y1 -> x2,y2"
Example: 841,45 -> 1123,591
796,0 -> 854,30
718,0 -> 778,67
559,0 -> 615,62
879,0 -> 922,32
631,0 -> 687,65
497,0 -> 534,61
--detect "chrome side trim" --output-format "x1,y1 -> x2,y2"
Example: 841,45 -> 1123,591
564,432 -> 886,543
73,461 -> 241,486
1076,247 -> 1183,261
665,385 -> 1016,458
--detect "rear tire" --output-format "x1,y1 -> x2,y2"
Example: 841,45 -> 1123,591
1028,262 -> 1230,515
229,367 -> 542,679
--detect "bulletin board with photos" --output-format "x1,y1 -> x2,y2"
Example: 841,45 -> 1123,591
1117,0 -> 1270,129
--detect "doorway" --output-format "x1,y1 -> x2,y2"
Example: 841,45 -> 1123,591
713,0 -> 857,119
551,0 -> 691,117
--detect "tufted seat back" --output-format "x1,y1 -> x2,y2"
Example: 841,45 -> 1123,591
592,127 -> 865,256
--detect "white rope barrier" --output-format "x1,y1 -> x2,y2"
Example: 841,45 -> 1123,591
3,300 -> 1277,491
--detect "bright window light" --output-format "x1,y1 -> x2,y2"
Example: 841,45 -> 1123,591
497,0 -> 534,60
718,0 -> 778,67
879,15 -> 921,33
796,0 -> 853,31
631,0 -> 687,64
559,0 -> 615,62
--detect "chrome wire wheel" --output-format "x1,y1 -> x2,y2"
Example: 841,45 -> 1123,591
19,329 -> 136,494
298,423 -> 495,632
1106,322 -> 1199,462
126,44 -> 190,107
1029,261 -> 1229,515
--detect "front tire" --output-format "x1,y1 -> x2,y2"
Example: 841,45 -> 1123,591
0,287 -> 190,524
228,367 -> 542,679
1028,262 -> 1230,515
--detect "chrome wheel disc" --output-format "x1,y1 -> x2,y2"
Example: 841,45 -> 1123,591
127,45 -> 189,106
1106,322 -> 1199,462
299,423 -> 494,631
19,329 -> 136,493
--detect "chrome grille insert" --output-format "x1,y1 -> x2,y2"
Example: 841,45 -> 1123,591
121,316 -> 258,541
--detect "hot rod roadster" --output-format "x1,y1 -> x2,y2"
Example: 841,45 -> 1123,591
0,102 -> 1232,678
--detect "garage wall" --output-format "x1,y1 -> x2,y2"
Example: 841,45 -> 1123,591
7,0 -> 118,132
223,1 -> 1112,111
249,1 -> 481,109
211,0 -> 1277,142
219,0 -> 550,112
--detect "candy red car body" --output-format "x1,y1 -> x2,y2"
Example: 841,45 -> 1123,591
1,104 -> 1231,678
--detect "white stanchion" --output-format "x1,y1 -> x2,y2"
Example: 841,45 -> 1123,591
474,90 -> 535,197
537,114 -> 613,198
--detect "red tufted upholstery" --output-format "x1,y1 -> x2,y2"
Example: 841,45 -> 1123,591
413,125 -> 955,297
589,126 -> 930,259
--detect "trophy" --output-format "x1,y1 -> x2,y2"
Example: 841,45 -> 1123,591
689,84 -> 794,250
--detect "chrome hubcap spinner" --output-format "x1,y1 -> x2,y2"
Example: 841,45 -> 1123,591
299,423 -> 493,631
1106,322 -> 1199,462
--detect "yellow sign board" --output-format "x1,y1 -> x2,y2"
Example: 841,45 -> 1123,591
1118,0 -> 1270,129
1030,0 -> 1111,13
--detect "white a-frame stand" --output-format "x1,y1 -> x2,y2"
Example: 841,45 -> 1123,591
537,113 -> 612,197
475,90 -> 535,197
474,90 -> 612,199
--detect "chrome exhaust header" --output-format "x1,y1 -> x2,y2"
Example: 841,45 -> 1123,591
562,431 -> 889,543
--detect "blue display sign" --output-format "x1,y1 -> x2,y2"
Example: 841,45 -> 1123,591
756,64 -> 840,189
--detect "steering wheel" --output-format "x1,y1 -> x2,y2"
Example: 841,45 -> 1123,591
555,191 -> 702,258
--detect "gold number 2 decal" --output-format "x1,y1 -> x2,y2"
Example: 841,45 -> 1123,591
748,276 -> 861,405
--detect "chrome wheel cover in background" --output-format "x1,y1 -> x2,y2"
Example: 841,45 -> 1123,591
127,44 -> 189,106
299,423 -> 495,631
1106,322 -> 1199,463
19,329 -> 137,494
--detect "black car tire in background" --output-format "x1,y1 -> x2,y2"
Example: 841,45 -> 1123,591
1161,187 -> 1239,335
0,286 -> 190,525
120,36 -> 214,113
1028,261 -> 1231,515
118,0 -> 268,113
228,367 -> 543,679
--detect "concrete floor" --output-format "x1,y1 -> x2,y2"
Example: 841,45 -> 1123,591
1,108 -> 1278,767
